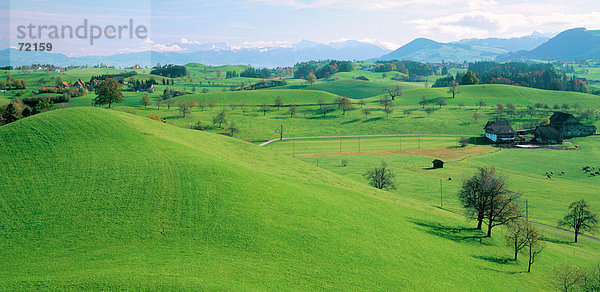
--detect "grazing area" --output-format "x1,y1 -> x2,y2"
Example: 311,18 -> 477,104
1,107 -> 599,290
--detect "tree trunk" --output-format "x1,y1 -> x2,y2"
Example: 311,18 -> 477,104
514,243 -> 518,260
487,221 -> 493,237
575,230 -> 578,243
527,246 -> 532,272
476,216 -> 483,230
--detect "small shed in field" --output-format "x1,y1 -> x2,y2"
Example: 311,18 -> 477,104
432,159 -> 444,169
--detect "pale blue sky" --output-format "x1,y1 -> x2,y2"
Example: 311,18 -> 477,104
5,0 -> 600,56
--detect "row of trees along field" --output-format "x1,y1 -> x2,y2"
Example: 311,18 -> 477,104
293,60 -> 354,79
460,61 -> 592,93
1,74 -> 26,90
150,64 -> 188,78
372,60 -> 436,77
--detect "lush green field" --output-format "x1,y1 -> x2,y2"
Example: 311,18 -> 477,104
1,107 -> 599,290
180,89 -> 340,105
267,136 -> 463,155
280,79 -> 423,99
105,84 -> 600,141
292,135 -> 600,237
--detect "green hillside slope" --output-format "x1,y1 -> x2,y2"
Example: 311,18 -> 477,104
0,108 -> 597,290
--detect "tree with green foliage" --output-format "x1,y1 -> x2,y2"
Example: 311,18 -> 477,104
1,103 -> 19,124
441,66 -> 448,75
461,70 -> 479,85
363,161 -> 396,190
36,96 -> 53,113
141,93 -> 151,108
93,78 -> 124,108
306,72 -> 317,85
559,200 -> 598,243
212,110 -> 227,128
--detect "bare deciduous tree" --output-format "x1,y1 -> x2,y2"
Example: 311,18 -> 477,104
559,200 -> 598,243
363,161 -> 396,190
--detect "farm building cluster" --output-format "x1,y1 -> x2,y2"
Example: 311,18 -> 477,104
483,112 -> 597,144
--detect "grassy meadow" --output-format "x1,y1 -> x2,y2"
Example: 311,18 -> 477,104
1,107 -> 599,290
2,64 -> 600,290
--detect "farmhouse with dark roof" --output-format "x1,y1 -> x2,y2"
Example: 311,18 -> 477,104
483,121 -> 515,142
548,112 -> 596,138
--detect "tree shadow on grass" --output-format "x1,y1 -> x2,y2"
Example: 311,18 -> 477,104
472,255 -> 517,265
163,115 -> 184,120
362,117 -> 384,123
541,236 -> 573,245
411,220 -> 489,245
341,118 -> 360,125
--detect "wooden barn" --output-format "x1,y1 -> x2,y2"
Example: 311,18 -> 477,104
432,159 -> 444,169
549,112 -> 596,138
533,125 -> 564,144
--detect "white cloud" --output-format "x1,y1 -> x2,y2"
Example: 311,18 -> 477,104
409,11 -> 600,40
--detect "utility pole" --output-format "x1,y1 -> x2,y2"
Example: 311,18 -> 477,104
279,124 -> 283,140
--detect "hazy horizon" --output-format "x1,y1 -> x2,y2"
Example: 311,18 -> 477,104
3,0 -> 600,57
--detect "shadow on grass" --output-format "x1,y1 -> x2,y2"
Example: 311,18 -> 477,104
469,136 -> 494,145
541,236 -> 573,245
163,115 -> 185,120
341,118 -> 360,125
473,255 -> 517,265
362,117 -> 384,123
411,220 -> 489,245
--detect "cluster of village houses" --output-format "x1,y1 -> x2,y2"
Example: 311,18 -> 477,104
483,112 -> 597,144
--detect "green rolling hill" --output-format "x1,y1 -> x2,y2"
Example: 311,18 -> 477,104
0,107 -> 598,289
